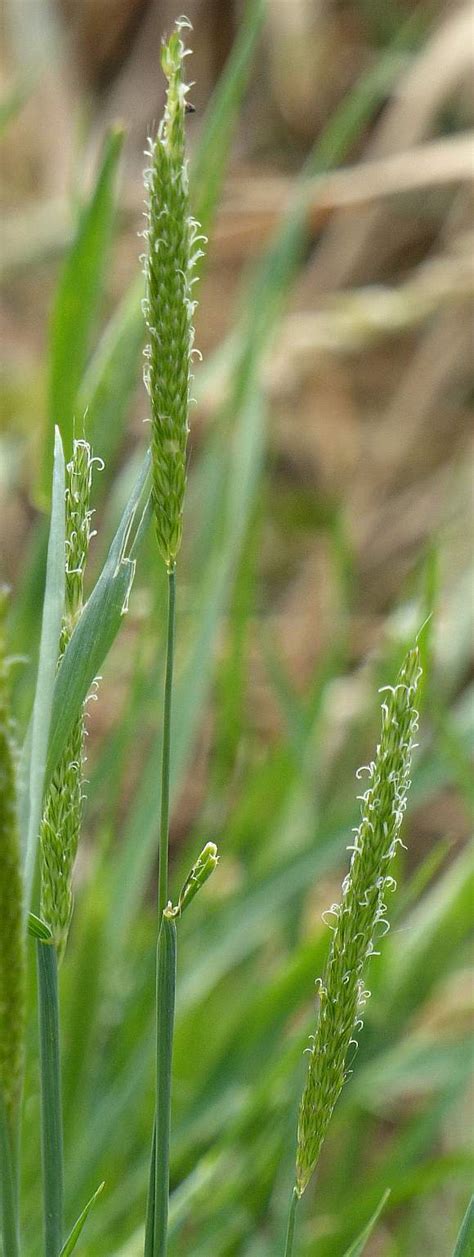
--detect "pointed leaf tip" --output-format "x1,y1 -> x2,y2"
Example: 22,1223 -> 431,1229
342,1189 -> 391,1257
453,1196 -> 474,1257
59,1181 -> 105,1256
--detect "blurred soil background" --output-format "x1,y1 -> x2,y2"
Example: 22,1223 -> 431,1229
0,2 -> 473,1255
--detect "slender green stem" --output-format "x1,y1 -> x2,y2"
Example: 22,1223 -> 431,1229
0,1095 -> 19,1257
144,567 -> 177,1256
143,1121 -> 156,1257
284,1187 -> 299,1257
158,567 -> 176,919
153,912 -> 177,1257
37,940 -> 64,1257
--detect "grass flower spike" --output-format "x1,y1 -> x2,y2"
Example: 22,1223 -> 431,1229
178,841 -> 219,914
40,439 -> 96,958
295,647 -> 421,1197
142,16 -> 204,570
141,22 -> 207,1255
0,589 -> 25,1137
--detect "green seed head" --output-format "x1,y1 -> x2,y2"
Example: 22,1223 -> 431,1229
63,437 -> 96,636
40,440 -> 96,958
0,588 -> 25,1132
295,647 -> 421,1196
142,17 -> 204,570
178,841 -> 219,914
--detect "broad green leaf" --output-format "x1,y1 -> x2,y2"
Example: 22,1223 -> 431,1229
454,1197 -> 474,1257
342,1190 -> 391,1257
59,1181 -> 104,1256
20,427 -> 65,913
44,126 -> 124,493
45,449 -> 151,788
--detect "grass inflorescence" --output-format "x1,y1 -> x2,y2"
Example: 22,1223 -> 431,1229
40,439 -> 98,958
296,648 -> 421,1196
141,21 -> 213,1256
142,17 -> 204,572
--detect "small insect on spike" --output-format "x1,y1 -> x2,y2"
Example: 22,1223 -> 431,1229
142,17 -> 204,570
295,647 -> 421,1197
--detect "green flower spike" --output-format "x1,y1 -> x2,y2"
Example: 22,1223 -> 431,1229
40,440 -> 98,959
296,647 -> 421,1196
142,16 -> 205,571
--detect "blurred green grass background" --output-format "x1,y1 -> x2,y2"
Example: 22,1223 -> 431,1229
1,1 -> 473,1253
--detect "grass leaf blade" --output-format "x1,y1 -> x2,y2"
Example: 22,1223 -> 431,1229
45,450 -> 151,787
59,1181 -> 105,1256
192,0 -> 264,239
43,126 -> 124,493
20,427 -> 65,914
453,1197 -> 474,1257
342,1190 -> 391,1257
78,276 -> 144,476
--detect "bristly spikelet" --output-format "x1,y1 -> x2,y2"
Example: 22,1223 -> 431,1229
62,439 -> 96,639
0,588 -> 25,1134
295,647 -> 421,1196
142,16 -> 204,571
40,440 -> 97,959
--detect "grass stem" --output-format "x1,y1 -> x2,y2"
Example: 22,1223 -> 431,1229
153,912 -> 177,1257
284,1187 -> 299,1257
143,1122 -> 156,1256
158,568 -> 176,919
37,940 -> 64,1257
145,567 -> 176,1254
